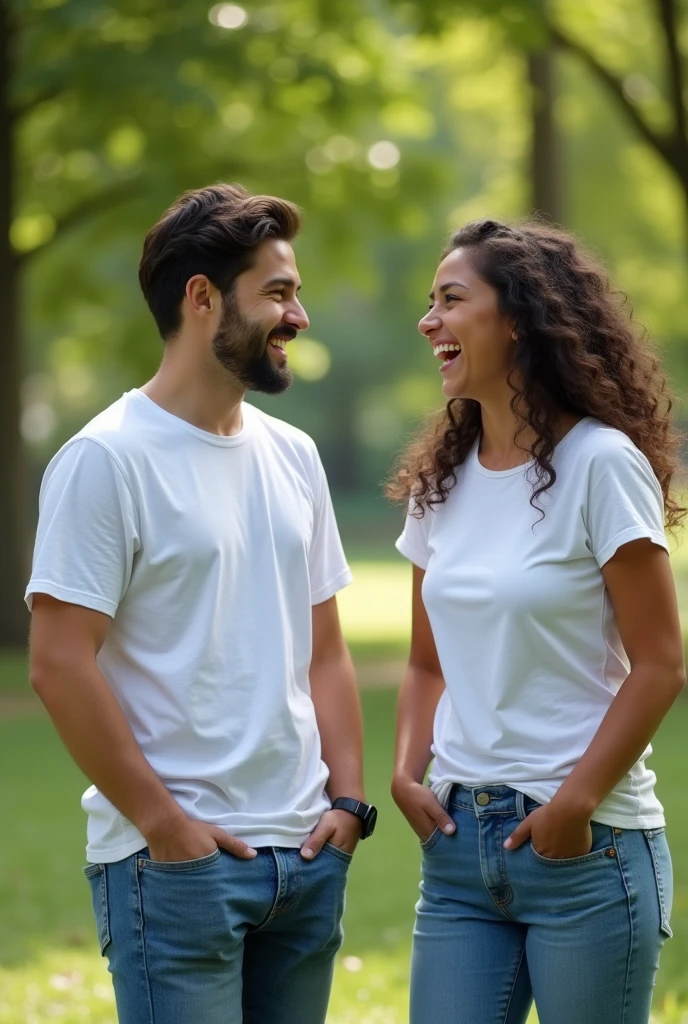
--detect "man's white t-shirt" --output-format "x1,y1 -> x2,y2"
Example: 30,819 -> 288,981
396,418 -> 669,829
26,390 -> 352,863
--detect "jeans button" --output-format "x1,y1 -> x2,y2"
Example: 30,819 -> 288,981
476,793 -> 490,806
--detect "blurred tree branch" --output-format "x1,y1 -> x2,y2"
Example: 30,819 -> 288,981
11,87 -> 63,124
654,0 -> 688,166
17,178 -> 145,266
547,20 -> 678,172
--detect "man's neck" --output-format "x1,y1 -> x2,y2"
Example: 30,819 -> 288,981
141,348 -> 245,437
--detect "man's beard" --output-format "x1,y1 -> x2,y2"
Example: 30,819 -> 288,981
211,293 -> 295,395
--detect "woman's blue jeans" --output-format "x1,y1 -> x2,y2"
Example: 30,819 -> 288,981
411,784 -> 672,1024
84,843 -> 350,1024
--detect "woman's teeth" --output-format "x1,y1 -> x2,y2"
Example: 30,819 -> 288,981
434,343 -> 461,360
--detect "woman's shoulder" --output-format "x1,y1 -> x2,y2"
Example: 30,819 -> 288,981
560,418 -> 661,506
560,418 -> 641,468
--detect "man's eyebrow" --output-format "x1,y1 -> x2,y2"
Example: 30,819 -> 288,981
262,276 -> 302,292
429,281 -> 470,300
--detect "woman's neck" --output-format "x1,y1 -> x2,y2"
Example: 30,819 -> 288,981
477,399 -> 580,472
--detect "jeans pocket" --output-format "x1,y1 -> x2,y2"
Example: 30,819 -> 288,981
323,841 -> 353,864
83,864 -> 111,955
138,848 -> 222,873
528,822 -> 615,866
643,828 -> 673,938
420,827 -> 442,851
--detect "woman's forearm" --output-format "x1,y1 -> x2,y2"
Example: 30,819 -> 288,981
552,663 -> 685,818
393,664 -> 445,785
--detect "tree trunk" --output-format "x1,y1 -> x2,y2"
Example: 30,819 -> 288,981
527,44 -> 564,224
322,379 -> 359,493
0,2 -> 29,647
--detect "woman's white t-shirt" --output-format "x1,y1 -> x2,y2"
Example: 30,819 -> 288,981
396,418 -> 669,829
26,390 -> 352,862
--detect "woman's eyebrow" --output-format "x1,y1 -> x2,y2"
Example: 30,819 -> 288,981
429,281 -> 470,300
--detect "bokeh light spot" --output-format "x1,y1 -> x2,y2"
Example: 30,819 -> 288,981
367,140 -> 400,170
209,4 -> 248,29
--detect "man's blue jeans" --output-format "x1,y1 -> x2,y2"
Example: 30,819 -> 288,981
411,785 -> 673,1024
84,843 -> 351,1023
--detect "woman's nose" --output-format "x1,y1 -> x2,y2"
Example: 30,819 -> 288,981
419,312 -> 441,336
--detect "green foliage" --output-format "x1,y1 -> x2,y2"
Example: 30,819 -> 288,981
10,0 -> 688,500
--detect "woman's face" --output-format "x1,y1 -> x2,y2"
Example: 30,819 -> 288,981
419,247 -> 515,402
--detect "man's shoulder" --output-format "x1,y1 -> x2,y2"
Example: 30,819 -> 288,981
77,390 -> 139,437
46,392 -> 147,481
245,402 -> 319,459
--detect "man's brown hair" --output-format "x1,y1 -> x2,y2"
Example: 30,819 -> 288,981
138,183 -> 302,339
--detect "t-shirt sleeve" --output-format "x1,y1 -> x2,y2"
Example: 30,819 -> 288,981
584,439 -> 668,568
308,451 -> 352,605
395,499 -> 432,570
25,438 -> 140,617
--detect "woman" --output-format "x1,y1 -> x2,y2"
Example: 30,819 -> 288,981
388,219 -> 685,1024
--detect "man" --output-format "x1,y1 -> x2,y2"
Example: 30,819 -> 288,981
26,183 -> 377,1024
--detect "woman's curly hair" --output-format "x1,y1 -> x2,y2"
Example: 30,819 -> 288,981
387,219 -> 685,530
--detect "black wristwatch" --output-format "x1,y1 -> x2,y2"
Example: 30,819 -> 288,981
331,797 -> 378,839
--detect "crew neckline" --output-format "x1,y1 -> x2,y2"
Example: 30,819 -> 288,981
472,417 -> 591,478
129,389 -> 252,448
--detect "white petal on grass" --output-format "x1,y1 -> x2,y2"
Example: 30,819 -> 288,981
342,955 -> 364,972
49,975 -> 74,991
367,140 -> 400,170
209,4 -> 248,29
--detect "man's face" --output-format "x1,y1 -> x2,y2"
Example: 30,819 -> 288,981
212,239 -> 309,395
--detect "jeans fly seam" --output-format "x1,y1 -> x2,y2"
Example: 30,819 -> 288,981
253,849 -> 284,931
134,857 -> 156,1024
276,854 -> 302,917
611,830 -> 635,1024
478,820 -> 515,920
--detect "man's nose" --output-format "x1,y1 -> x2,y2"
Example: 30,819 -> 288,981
285,301 -> 309,332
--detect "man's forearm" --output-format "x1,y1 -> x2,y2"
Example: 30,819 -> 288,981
310,648 -> 365,800
31,659 -> 185,840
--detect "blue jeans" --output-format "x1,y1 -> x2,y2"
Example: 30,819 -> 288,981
84,843 -> 351,1024
411,785 -> 673,1024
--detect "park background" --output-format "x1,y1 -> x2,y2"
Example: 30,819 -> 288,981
2,0 -> 688,1019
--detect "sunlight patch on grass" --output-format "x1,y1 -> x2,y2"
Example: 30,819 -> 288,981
339,562 -> 411,644
0,950 -> 115,1024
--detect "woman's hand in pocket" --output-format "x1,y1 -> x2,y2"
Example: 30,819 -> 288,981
504,803 -> 592,859
391,774 -> 455,843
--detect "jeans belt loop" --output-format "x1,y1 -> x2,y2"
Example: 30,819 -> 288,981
515,790 -> 527,821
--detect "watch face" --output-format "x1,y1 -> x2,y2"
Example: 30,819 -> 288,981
364,805 -> 378,838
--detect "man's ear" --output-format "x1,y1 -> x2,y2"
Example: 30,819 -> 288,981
185,275 -> 218,318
